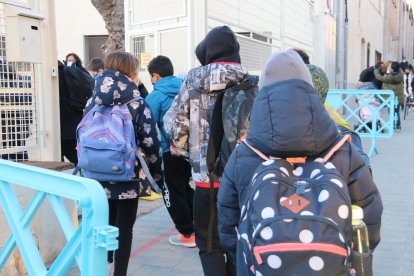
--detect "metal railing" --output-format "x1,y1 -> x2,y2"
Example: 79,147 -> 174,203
326,89 -> 395,156
0,160 -> 118,275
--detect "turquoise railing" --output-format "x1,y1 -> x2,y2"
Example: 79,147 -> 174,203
326,89 -> 395,156
0,160 -> 118,275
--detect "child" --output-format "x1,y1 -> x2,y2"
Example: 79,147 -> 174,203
84,51 -> 164,276
145,55 -> 195,247
217,50 -> 383,275
87,58 -> 104,80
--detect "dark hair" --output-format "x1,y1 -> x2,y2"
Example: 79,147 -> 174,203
391,61 -> 400,73
292,48 -> 310,64
65,53 -> 83,67
104,51 -> 139,79
147,55 -> 174,77
88,58 -> 104,71
409,64 -> 413,70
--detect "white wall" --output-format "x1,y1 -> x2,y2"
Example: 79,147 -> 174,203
347,0 -> 385,87
54,0 -> 106,64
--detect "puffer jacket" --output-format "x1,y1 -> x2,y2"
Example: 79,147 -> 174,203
374,69 -> 404,105
217,79 -> 383,268
84,70 -> 164,200
163,63 -> 247,182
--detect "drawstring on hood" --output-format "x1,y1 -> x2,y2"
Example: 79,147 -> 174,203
195,26 -> 241,66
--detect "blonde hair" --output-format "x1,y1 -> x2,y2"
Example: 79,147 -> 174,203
104,51 -> 139,79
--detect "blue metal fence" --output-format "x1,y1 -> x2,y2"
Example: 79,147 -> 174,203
326,89 -> 395,157
0,160 -> 118,275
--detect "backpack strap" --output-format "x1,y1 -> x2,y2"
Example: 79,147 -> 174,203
243,134 -> 352,164
322,135 -> 351,162
136,151 -> 161,194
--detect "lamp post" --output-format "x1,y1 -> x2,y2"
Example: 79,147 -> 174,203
343,0 -> 349,89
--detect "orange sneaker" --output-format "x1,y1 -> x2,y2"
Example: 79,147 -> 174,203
168,233 -> 196,248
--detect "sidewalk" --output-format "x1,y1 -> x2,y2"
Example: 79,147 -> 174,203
126,113 -> 414,276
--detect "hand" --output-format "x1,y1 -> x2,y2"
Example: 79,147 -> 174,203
170,145 -> 181,156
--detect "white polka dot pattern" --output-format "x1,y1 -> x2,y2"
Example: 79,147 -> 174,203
260,227 -> 273,240
256,271 -> 263,276
299,229 -> 314,243
309,256 -> 324,271
318,190 -> 329,202
325,162 -> 336,169
280,167 -> 289,176
331,178 -> 344,188
254,191 -> 260,200
263,160 -> 275,166
293,167 -> 303,176
301,211 -> 314,216
267,255 -> 282,269
338,205 -> 349,219
310,169 -> 321,178
261,207 -> 275,219
279,197 -> 287,204
263,173 -> 276,181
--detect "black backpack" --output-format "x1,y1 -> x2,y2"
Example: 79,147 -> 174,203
207,74 -> 259,177
237,136 -> 353,276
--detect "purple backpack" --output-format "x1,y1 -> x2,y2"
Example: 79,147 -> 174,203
76,102 -> 160,192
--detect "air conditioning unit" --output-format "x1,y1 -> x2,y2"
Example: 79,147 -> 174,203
5,6 -> 45,63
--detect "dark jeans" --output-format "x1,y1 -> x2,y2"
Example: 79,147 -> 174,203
395,103 -> 401,128
61,138 -> 78,164
108,199 -> 139,276
194,186 -> 235,276
163,152 -> 194,235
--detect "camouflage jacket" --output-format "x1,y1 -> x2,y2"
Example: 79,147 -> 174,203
164,63 -> 247,182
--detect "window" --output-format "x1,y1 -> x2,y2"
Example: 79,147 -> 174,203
84,36 -> 108,65
361,38 -> 366,70
375,51 -> 382,63
366,43 -> 371,67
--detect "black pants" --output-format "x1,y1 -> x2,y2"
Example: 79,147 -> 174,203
108,199 -> 139,276
395,103 -> 401,128
61,138 -> 78,164
163,152 -> 194,235
194,186 -> 236,276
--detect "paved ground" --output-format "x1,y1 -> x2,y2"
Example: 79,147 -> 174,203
123,113 -> 414,276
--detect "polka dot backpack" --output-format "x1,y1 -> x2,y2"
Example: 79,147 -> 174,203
238,135 -> 352,276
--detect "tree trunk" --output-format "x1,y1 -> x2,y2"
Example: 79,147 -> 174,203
91,0 -> 125,55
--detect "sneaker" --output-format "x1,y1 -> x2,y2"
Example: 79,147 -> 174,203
168,233 -> 196,248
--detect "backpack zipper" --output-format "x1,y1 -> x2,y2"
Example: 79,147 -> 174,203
253,242 -> 348,265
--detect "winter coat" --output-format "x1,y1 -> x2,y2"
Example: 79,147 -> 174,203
360,66 -> 383,89
84,70 -> 164,200
374,69 -> 404,105
58,61 -> 94,139
164,63 -> 247,182
217,79 -> 383,269
145,76 -> 182,153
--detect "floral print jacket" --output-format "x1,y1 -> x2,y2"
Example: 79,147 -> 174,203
84,70 -> 164,200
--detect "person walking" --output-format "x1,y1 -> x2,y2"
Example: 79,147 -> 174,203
164,26 -> 246,275
83,51 -> 164,276
217,50 -> 383,275
145,55 -> 195,247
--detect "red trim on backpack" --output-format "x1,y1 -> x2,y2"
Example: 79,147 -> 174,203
253,242 -> 348,265
195,182 -> 220,188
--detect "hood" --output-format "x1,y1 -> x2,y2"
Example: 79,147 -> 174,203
93,70 -> 140,106
307,64 -> 329,102
185,63 -> 247,94
246,79 -> 339,157
195,26 -> 241,66
154,75 -> 182,97
258,50 -> 313,90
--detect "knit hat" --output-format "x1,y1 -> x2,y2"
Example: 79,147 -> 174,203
258,50 -> 313,90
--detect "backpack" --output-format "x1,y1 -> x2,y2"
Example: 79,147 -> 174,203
207,74 -> 259,177
237,135 -> 352,276
75,101 -> 161,193
63,66 -> 94,111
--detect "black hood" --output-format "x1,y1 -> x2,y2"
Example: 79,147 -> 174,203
195,26 -> 241,66
246,79 -> 339,158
